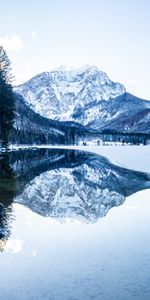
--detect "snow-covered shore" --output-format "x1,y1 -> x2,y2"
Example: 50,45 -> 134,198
5,144 -> 150,173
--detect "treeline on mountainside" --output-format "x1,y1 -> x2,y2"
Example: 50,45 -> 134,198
0,46 -> 15,147
101,129 -> 150,145
0,46 -> 80,147
11,93 -> 65,145
10,92 -> 85,145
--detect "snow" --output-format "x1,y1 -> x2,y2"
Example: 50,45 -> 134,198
61,145 -> 150,173
7,144 -> 150,173
14,65 -> 126,122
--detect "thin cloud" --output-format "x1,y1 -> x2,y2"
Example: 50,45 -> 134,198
31,32 -> 37,39
32,250 -> 38,256
0,35 -> 23,51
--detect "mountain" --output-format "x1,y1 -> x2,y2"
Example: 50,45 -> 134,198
14,65 -> 125,121
10,92 -> 90,146
12,93 -> 65,144
14,65 -> 150,133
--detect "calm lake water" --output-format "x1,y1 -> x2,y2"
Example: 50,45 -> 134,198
0,148 -> 150,300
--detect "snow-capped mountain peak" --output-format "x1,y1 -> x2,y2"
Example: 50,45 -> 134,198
14,65 -> 126,122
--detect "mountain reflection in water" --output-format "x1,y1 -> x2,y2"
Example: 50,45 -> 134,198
0,148 -> 150,241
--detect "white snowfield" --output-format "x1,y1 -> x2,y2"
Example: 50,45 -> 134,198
8,144 -> 150,173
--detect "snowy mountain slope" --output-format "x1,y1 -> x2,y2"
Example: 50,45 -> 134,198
10,92 -> 91,145
84,93 -> 150,132
14,65 -> 150,133
14,65 -> 125,118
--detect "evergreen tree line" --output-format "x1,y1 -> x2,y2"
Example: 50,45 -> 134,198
82,130 -> 150,145
0,46 -> 15,148
10,92 -> 83,145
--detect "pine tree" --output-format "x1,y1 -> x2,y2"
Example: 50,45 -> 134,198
0,46 -> 15,148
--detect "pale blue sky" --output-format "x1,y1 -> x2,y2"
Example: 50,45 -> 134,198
0,0 -> 150,99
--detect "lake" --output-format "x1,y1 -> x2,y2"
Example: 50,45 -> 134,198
0,147 -> 150,300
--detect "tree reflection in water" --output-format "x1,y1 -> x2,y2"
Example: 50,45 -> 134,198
0,152 -> 15,251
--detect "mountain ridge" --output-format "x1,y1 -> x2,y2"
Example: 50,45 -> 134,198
14,65 -> 150,134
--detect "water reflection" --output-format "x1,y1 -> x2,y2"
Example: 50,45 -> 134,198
0,148 -> 150,240
0,153 -> 15,244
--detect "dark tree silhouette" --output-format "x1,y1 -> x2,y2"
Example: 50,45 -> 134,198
0,46 -> 15,148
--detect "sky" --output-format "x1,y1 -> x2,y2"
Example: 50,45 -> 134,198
0,0 -> 150,99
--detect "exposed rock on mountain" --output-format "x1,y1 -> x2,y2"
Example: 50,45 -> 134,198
14,65 -> 150,133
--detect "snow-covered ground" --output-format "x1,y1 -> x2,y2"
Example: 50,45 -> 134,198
7,144 -> 150,173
